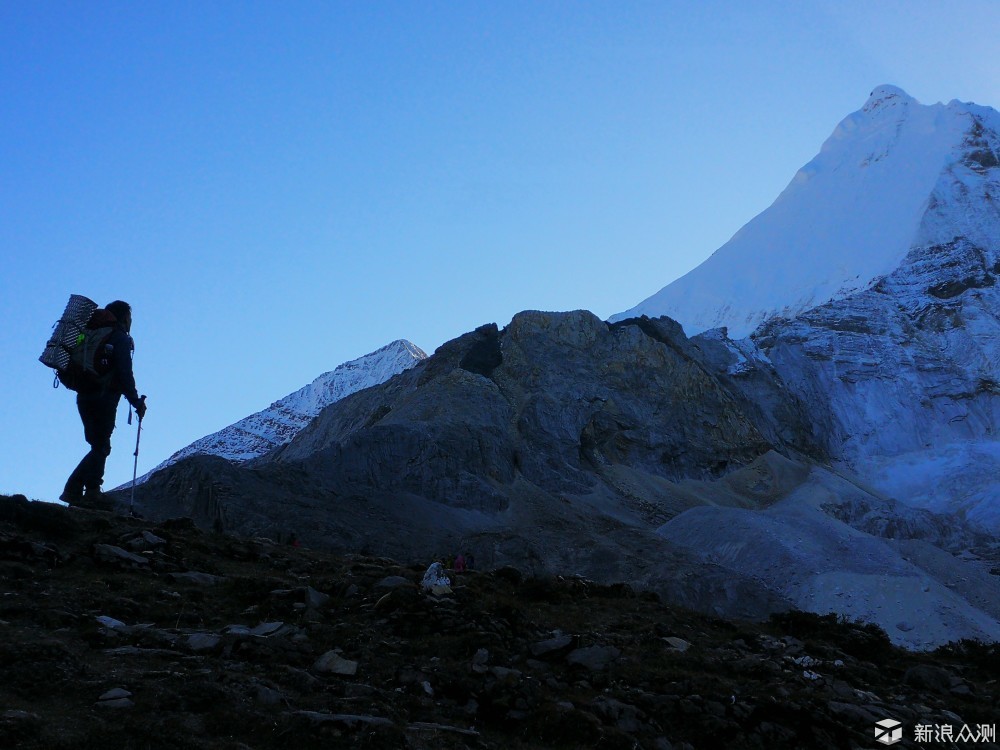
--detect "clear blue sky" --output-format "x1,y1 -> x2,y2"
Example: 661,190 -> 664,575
3,1 -> 999,502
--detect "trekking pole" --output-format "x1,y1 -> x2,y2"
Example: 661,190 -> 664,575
130,395 -> 146,518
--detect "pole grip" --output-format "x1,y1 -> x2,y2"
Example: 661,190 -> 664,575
134,396 -> 146,456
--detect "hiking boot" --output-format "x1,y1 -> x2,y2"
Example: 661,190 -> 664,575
59,488 -> 83,505
74,489 -> 115,511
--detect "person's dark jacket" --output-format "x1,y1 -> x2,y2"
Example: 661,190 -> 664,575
80,310 -> 141,410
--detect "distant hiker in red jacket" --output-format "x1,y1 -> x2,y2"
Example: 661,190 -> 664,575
61,300 -> 146,509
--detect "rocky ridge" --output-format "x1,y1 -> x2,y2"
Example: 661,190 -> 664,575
131,340 -> 427,484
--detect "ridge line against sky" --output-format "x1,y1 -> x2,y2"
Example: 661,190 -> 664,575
3,1 -> 1000,502
611,86 -> 1000,337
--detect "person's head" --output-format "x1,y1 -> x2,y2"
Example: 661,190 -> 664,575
106,300 -> 132,332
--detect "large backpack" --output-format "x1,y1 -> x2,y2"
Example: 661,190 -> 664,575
39,294 -> 118,392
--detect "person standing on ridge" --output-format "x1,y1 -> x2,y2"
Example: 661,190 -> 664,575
61,300 -> 146,509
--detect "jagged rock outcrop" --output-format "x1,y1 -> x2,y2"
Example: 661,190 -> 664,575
127,310 -> 814,621
275,312 -> 780,498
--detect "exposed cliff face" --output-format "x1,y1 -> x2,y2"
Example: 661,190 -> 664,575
267,312 -> 771,508
265,310 -> 790,507
748,114 -> 1000,529
126,311 -> 814,622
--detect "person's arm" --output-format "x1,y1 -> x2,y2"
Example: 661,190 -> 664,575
113,331 -> 143,412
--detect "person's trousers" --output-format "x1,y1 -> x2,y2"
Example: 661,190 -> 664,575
65,392 -> 120,494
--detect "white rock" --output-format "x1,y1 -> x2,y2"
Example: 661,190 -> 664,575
421,562 -> 452,592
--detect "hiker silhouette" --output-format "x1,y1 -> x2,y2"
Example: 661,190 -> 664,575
61,300 -> 146,510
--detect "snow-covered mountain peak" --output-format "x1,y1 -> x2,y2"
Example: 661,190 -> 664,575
282,339 -> 428,419
128,338 -> 427,485
862,84 -> 916,114
612,88 -> 1000,338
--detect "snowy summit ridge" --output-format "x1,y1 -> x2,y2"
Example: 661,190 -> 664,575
612,85 -> 1000,338
139,339 -> 427,479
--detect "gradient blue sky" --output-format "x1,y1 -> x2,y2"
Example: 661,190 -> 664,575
3,1 -> 999,502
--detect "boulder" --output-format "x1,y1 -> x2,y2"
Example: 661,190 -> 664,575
313,651 -> 359,676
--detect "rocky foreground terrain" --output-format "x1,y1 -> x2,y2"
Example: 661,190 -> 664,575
2,494 -> 999,749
